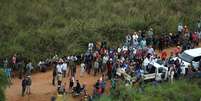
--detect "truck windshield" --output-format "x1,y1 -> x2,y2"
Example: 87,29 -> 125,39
179,52 -> 193,63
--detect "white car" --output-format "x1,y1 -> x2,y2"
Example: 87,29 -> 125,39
144,61 -> 168,81
175,48 -> 201,74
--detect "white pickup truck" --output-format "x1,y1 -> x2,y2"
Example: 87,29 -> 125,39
116,61 -> 168,82
143,61 -> 168,81
174,48 -> 201,74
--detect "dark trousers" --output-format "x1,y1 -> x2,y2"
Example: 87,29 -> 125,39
22,86 -> 26,96
62,70 -> 66,77
94,68 -> 98,76
107,72 -> 112,80
52,76 -> 56,85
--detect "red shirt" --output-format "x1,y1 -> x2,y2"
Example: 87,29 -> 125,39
174,47 -> 181,55
161,50 -> 167,60
107,62 -> 112,72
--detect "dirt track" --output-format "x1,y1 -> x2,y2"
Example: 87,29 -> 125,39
5,67 -> 110,101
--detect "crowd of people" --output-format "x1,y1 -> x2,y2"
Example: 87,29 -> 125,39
48,21 -> 201,100
1,20 -> 201,100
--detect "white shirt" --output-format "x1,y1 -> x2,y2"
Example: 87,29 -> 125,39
143,58 -> 150,67
133,34 -> 138,40
147,48 -> 155,56
117,48 -> 121,53
57,64 -> 63,73
103,56 -> 109,64
178,25 -> 183,32
62,63 -> 67,71
80,63 -> 85,71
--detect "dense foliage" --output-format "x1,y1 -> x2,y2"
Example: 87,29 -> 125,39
0,69 -> 8,101
98,79 -> 201,101
0,0 -> 201,61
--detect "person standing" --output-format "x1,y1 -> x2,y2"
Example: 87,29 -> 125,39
12,54 -> 17,69
5,67 -> 12,87
107,59 -> 113,80
25,60 -> 33,76
94,59 -> 99,76
62,61 -> 67,78
26,76 -> 32,95
160,50 -> 167,61
80,62 -> 85,77
21,76 -> 27,96
52,66 -> 57,86
197,20 -> 201,32
56,61 -> 63,86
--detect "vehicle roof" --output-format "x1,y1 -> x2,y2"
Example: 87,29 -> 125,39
184,48 -> 201,57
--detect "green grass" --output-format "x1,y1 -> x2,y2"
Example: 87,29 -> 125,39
98,79 -> 201,101
0,0 -> 201,62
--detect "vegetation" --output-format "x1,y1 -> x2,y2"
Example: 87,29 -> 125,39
98,79 -> 201,101
0,69 -> 8,101
0,0 -> 201,62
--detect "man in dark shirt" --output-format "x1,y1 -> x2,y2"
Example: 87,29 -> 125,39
21,76 -> 27,96
74,80 -> 81,94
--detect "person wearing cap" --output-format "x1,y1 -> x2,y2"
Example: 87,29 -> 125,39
26,75 -> 32,95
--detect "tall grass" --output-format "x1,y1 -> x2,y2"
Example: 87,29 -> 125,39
98,79 -> 201,101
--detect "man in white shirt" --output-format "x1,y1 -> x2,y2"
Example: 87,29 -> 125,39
56,61 -> 63,86
80,62 -> 85,77
102,55 -> 109,71
132,32 -> 138,41
143,54 -> 152,73
178,23 -> 183,33
62,62 -> 67,77
56,63 -> 63,74
147,45 -> 155,56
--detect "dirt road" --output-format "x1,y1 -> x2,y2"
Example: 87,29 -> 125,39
5,67 -> 109,101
